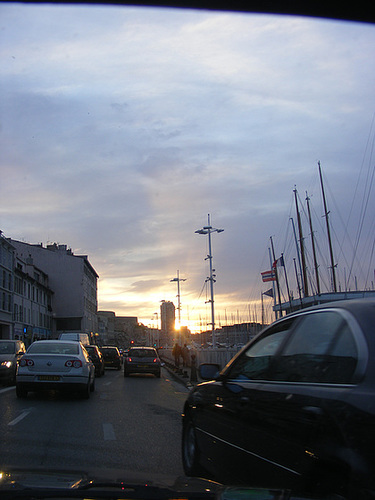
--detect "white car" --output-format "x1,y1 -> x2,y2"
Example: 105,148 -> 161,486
16,340 -> 95,399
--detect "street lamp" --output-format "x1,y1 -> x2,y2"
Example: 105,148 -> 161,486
195,214 -> 224,348
170,270 -> 186,330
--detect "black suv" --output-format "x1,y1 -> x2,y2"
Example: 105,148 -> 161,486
85,345 -> 105,377
182,299 -> 375,498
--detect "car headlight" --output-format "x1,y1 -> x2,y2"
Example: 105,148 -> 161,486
1,361 -> 13,368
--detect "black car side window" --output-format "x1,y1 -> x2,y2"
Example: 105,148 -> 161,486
226,318 -> 296,381
272,311 -> 358,384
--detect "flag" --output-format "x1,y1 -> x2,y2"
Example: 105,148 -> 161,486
262,288 -> 274,297
272,255 -> 285,269
261,270 -> 275,282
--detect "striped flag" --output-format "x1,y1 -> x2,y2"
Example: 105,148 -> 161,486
261,270 -> 276,282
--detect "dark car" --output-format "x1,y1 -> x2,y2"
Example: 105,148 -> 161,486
100,346 -> 121,370
0,340 -> 26,384
85,345 -> 105,377
124,347 -> 161,377
182,299 -> 375,498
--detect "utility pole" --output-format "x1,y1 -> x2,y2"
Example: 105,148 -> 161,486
170,270 -> 186,344
195,214 -> 224,348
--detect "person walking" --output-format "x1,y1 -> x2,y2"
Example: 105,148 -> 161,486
182,344 -> 189,367
172,342 -> 181,367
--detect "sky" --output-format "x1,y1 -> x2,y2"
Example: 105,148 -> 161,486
1,2 -> 375,332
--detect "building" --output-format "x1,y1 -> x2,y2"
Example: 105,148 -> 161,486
10,240 -> 99,339
97,311 -> 145,347
160,300 -> 175,345
0,232 -> 14,339
13,254 -> 54,344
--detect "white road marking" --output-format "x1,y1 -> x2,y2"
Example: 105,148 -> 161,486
103,423 -> 116,440
8,408 -> 33,426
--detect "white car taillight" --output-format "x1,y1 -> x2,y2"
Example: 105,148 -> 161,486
65,359 -> 82,368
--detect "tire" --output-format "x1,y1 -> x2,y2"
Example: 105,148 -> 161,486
16,384 -> 28,399
90,376 -> 95,392
81,381 -> 90,399
182,417 -> 205,477
124,370 -> 129,377
155,370 -> 161,378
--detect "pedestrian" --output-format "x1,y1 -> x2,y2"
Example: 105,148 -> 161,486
182,344 -> 189,367
172,342 -> 181,367
190,353 -> 198,383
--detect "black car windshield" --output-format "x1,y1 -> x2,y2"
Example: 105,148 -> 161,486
0,342 -> 16,354
27,343 -> 80,355
1,0 -> 374,496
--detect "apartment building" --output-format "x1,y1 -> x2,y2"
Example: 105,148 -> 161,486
0,232 -> 14,339
10,240 -> 99,339
13,254 -> 54,344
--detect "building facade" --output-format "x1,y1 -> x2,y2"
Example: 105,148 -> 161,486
160,300 -> 175,345
0,232 -> 14,339
13,254 -> 54,344
10,240 -> 99,339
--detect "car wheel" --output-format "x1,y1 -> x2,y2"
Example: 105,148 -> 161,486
182,417 -> 205,477
81,381 -> 90,399
90,376 -> 95,392
124,370 -> 129,377
16,384 -> 28,399
156,370 -> 161,378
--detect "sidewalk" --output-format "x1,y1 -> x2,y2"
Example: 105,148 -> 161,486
161,358 -> 199,389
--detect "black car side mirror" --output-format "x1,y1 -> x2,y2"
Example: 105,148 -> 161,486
199,363 -> 221,380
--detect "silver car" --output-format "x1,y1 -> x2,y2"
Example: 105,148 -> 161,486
16,340 -> 95,399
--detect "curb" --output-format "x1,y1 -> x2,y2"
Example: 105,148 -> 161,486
161,360 -> 196,389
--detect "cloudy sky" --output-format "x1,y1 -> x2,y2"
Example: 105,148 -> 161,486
1,3 -> 374,332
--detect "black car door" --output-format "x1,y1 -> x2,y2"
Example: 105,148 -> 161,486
229,309 -> 363,491
191,317 -> 297,484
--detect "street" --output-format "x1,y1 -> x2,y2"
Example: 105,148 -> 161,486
0,367 -> 189,478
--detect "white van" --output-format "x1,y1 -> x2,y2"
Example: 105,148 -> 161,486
58,332 -> 90,345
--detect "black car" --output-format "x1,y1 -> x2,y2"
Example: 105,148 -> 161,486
100,346 -> 122,370
182,299 -> 375,498
0,340 -> 26,384
85,345 -> 105,377
124,347 -> 161,377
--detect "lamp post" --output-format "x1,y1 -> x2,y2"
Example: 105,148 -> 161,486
170,270 -> 186,345
195,214 -> 224,348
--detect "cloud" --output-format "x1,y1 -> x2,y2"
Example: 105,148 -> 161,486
1,3 -> 375,330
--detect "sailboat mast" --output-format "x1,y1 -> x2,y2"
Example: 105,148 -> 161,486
270,237 -> 282,318
294,188 -> 309,297
318,161 -> 337,292
306,192 -> 321,295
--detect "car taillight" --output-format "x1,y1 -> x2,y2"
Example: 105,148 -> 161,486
20,358 -> 34,367
128,357 -> 132,362
65,359 -> 82,368
153,358 -> 159,363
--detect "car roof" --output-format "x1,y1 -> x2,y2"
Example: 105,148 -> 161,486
262,298 -> 375,342
33,340 -> 83,345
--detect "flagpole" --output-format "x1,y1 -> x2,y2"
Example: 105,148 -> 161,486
270,237 -> 282,318
268,246 -> 277,320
